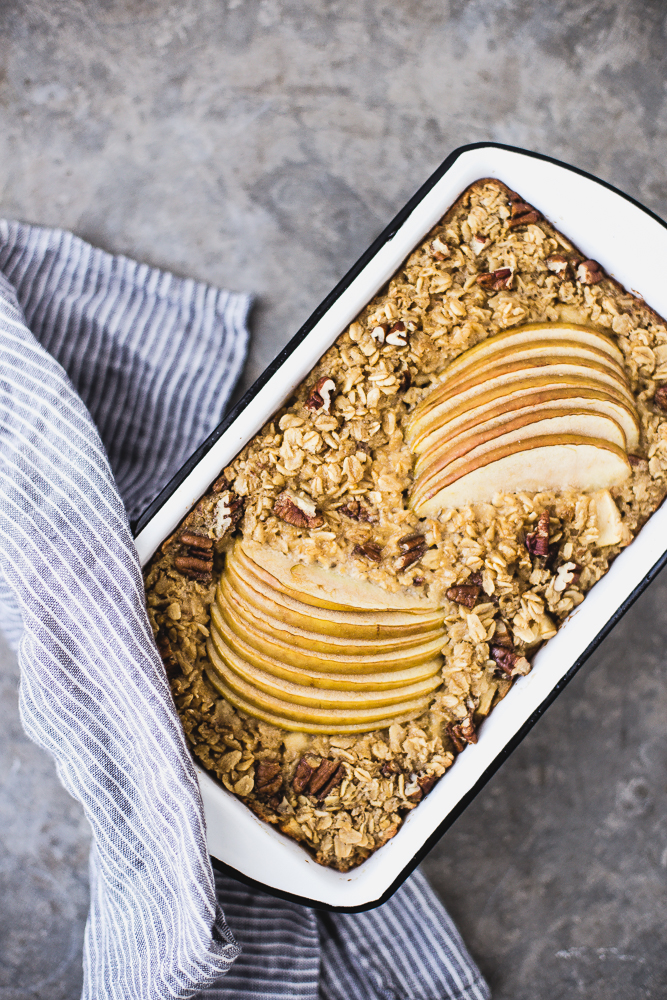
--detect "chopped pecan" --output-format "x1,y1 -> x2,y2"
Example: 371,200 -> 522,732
305,376 -> 335,413
493,619 -> 514,649
338,500 -> 374,522
353,542 -> 383,563
413,576 -> 425,586
546,253 -> 569,275
395,543 -> 427,571
381,760 -> 403,777
273,491 -> 324,529
155,628 -> 174,671
292,757 -> 314,795
507,200 -> 540,229
180,532 -> 213,550
446,584 -> 480,609
386,321 -> 408,347
316,763 -> 344,800
398,532 -> 426,552
446,714 -> 478,753
308,759 -> 341,797
476,267 -> 513,291
417,774 -> 437,797
430,237 -> 449,260
490,645 -> 518,676
371,324 -> 388,343
470,233 -> 488,255
214,491 -> 244,537
654,385 -> 667,413
576,259 -> 604,285
397,369 -> 412,393
255,761 -> 282,798
525,510 -> 550,556
174,555 -> 213,580
628,453 -> 647,468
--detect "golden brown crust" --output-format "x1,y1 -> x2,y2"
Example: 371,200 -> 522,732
144,178 -> 667,871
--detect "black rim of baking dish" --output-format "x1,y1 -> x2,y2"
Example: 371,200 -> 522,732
134,141 -> 667,912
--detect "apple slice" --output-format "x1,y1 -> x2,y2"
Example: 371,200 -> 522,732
591,489 -> 624,546
408,375 -> 637,453
410,355 -> 630,418
205,668 -> 427,734
211,612 -> 442,689
440,323 -> 624,381
217,582 -> 443,656
444,340 -> 627,397
413,409 -> 626,491
413,431 -> 630,509
240,540 -> 437,612
412,437 -> 631,515
225,560 -> 444,637
210,602 -> 445,675
207,635 -> 442,706
408,370 -> 634,454
412,386 -> 640,465
205,650 -> 433,727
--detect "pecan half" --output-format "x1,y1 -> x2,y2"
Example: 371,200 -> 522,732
446,584 -> 480,609
273,491 -> 324,529
576,259 -> 604,285
308,759 -> 342,798
305,376 -> 336,413
507,200 -> 540,229
174,555 -> 213,580
353,542 -> 383,563
315,763 -> 344,800
476,267 -> 513,291
338,500 -> 374,522
395,543 -> 427,571
525,510 -> 550,557
430,237 -> 449,260
446,714 -> 478,753
654,385 -> 667,413
386,321 -> 408,347
292,757 -> 313,795
398,532 -> 426,552
546,253 -> 569,275
255,761 -> 282,798
490,645 -> 518,676
180,532 -> 213,550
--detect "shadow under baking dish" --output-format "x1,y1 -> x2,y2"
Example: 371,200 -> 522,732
133,142 -> 667,911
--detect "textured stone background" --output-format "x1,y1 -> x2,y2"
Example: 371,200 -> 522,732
1,1 -> 666,997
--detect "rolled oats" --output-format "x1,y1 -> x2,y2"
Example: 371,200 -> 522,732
145,179 -> 667,873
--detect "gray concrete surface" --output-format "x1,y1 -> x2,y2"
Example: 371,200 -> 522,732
1,1 -> 666,996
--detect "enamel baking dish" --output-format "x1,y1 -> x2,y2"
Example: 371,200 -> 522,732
133,143 -> 667,911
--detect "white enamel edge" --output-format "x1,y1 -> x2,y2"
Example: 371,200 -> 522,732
139,145 -> 667,907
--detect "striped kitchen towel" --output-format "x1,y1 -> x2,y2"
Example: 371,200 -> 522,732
0,221 -> 489,1000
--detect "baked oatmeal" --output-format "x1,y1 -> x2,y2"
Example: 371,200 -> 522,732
144,178 -> 667,872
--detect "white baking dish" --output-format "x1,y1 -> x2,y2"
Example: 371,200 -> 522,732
134,143 -> 667,911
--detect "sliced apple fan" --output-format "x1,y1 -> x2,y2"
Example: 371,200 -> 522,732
205,542 -> 446,734
407,323 -> 638,513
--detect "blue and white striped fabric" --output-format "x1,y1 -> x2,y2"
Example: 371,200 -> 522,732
0,221 -> 489,1000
